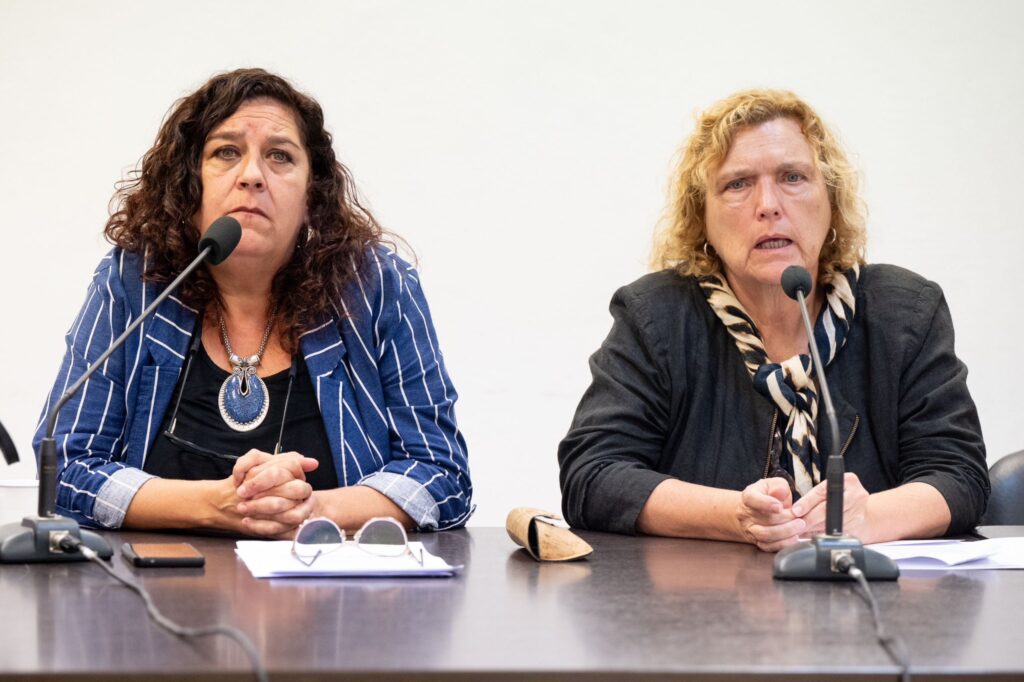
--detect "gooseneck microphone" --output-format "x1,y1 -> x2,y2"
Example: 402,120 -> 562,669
0,216 -> 242,563
780,266 -> 843,536
773,265 -> 899,581
0,420 -> 18,465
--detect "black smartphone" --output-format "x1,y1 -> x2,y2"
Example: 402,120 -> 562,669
121,542 -> 205,568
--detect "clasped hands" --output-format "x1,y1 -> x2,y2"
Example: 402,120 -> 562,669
737,473 -> 871,552
224,450 -> 320,538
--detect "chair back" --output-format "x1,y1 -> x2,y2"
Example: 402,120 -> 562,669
982,450 -> 1024,525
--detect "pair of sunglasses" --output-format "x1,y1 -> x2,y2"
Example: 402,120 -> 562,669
291,517 -> 424,567
767,427 -> 799,496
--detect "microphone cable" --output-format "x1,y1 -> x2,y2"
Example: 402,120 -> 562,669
836,554 -> 911,682
57,534 -> 268,682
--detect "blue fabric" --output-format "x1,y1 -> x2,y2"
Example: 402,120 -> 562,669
33,246 -> 473,530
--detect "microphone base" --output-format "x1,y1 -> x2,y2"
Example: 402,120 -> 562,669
773,534 -> 899,581
0,515 -> 113,563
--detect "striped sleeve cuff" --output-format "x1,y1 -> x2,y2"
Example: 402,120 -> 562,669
93,467 -> 156,528
359,472 -> 440,530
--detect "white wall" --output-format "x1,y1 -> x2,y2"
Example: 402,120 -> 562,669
0,0 -> 1020,526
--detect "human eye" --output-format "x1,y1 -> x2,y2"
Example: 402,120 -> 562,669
212,146 -> 239,160
782,170 -> 806,183
724,178 -> 748,191
268,149 -> 293,163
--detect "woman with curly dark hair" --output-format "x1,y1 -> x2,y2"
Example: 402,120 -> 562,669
34,68 -> 472,537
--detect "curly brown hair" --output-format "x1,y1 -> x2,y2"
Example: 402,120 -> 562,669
105,68 -> 386,350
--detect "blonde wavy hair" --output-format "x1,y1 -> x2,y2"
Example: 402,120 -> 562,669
652,89 -> 866,278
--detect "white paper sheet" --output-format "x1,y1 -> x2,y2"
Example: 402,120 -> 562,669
235,540 -> 462,578
867,537 -> 1024,570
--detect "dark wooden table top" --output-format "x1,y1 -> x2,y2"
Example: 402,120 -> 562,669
1,526 -> 1023,680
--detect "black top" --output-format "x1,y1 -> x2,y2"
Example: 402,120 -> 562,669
145,342 -> 338,490
558,264 -> 990,535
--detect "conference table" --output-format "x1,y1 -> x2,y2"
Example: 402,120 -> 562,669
1,526 -> 1022,681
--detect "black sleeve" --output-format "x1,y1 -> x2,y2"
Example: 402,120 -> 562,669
897,283 -> 989,534
558,285 -> 675,534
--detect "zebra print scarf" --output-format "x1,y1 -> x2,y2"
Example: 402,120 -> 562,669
698,266 -> 859,495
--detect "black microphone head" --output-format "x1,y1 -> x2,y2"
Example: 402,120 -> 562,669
198,216 -> 242,265
781,265 -> 813,301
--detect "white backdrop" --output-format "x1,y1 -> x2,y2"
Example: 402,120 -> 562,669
1,0 -> 1021,526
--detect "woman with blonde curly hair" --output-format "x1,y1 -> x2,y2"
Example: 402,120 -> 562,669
559,89 -> 987,551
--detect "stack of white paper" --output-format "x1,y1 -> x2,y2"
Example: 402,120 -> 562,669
867,537 -> 1024,570
235,540 -> 462,578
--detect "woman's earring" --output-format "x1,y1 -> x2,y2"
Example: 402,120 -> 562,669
702,241 -> 712,257
829,228 -> 838,245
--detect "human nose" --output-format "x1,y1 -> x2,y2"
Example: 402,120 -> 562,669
237,153 -> 265,190
754,179 -> 781,220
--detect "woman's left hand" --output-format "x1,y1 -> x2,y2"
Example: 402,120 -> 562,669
233,450 -> 321,537
791,472 -> 872,541
244,494 -> 320,539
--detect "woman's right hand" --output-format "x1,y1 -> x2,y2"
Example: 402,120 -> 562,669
736,478 -> 806,552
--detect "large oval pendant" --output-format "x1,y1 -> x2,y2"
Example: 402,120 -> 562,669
218,371 -> 270,432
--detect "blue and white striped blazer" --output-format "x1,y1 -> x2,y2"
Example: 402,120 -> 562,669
33,246 -> 473,530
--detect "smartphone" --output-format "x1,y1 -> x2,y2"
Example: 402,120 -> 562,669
121,542 -> 205,568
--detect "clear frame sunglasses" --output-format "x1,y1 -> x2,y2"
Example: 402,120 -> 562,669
291,516 -> 424,567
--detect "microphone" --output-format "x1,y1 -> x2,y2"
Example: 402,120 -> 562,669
772,265 -> 898,581
0,420 -> 18,465
780,266 -> 813,301
200,217 -> 242,265
0,216 -> 242,563
781,265 -> 843,536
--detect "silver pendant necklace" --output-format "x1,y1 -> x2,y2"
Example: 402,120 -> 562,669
217,310 -> 275,432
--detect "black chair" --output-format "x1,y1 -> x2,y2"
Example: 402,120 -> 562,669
982,450 -> 1024,525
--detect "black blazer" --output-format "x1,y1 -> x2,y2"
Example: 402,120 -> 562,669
558,264 -> 989,535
